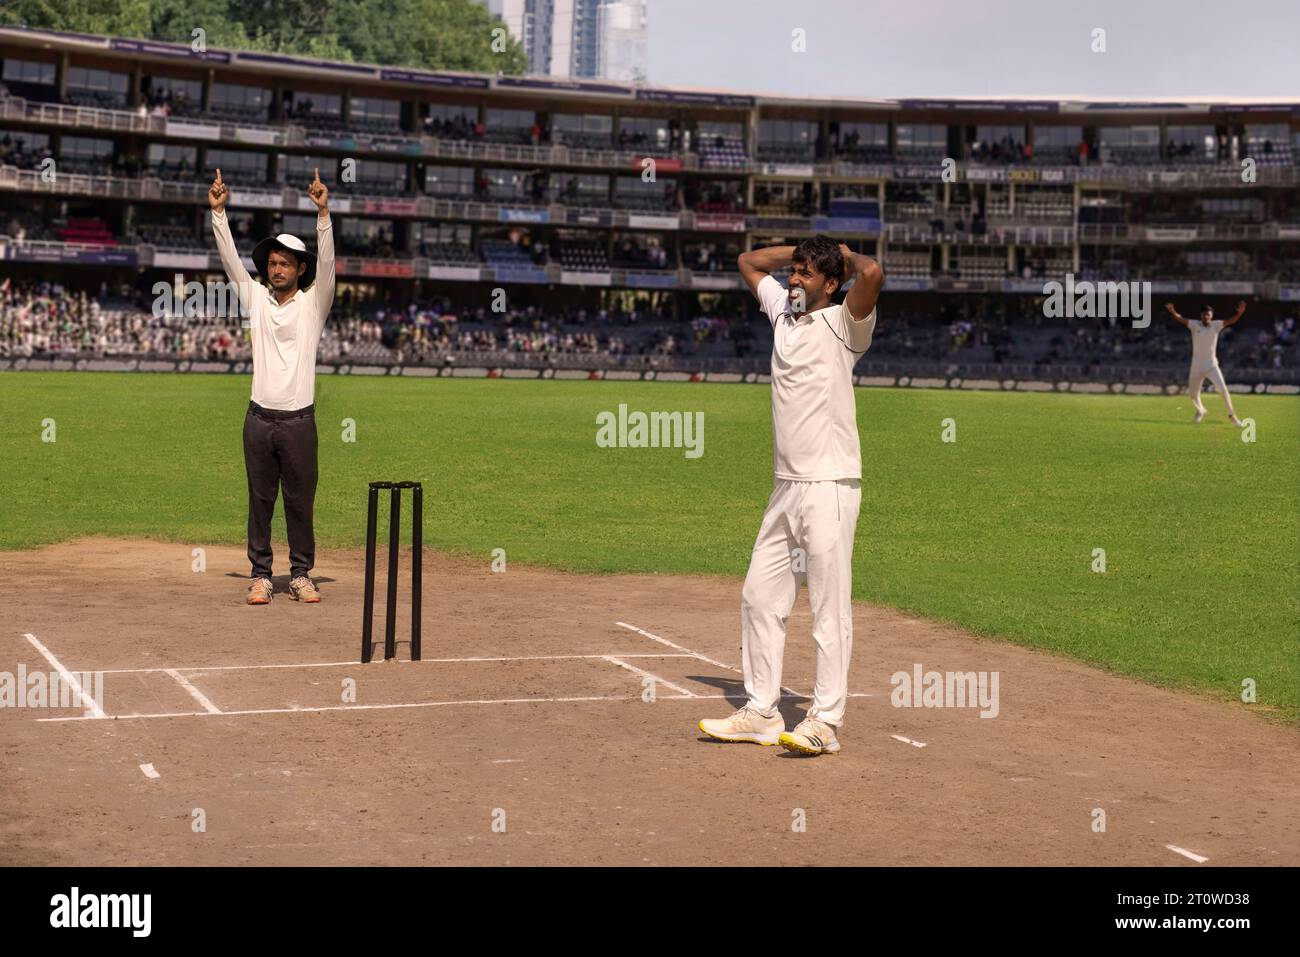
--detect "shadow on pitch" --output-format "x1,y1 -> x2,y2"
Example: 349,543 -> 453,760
224,572 -> 338,593
688,674 -> 812,746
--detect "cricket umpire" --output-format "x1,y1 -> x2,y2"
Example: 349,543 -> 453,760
208,166 -> 335,605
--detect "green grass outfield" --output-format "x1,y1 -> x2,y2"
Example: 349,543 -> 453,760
2,371 -> 1296,721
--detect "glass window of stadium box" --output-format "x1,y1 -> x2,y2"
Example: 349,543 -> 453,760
554,172 -> 610,206
60,136 -> 114,177
211,82 -> 270,123
65,66 -> 129,109
336,218 -> 398,259
423,103 -> 477,139
556,229 -> 609,272
885,182 -> 940,222
695,121 -> 747,169
1014,246 -> 1072,281
481,167 -> 544,204
0,128 -> 51,170
947,244 -> 1010,281
832,122 -> 888,163
423,164 -> 475,198
753,180 -> 814,218
280,154 -> 337,186
969,125 -> 1028,163
204,148 -> 267,184
683,178 -> 745,214
1164,126 -> 1216,165
350,159 -> 408,196
881,245 -> 934,281
147,143 -> 198,181
611,233 -> 671,270
1244,123 -> 1293,166
141,75 -> 202,116
683,239 -> 739,274
614,174 -> 676,211
894,123 -> 947,161
485,108 -> 537,144
415,223 -> 475,265
2,57 -> 57,101
1031,125 -> 1083,165
1097,125 -> 1160,165
201,207 -> 254,239
287,91 -> 342,127
552,114 -> 613,150
350,96 -> 402,132
618,116 -> 674,154
758,119 -> 817,162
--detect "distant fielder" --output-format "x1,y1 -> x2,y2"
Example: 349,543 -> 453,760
209,166 -> 335,604
1164,301 -> 1245,426
699,236 -> 883,756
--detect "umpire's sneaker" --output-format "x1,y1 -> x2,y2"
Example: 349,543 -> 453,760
698,705 -> 784,746
779,716 -> 841,755
289,576 -> 321,603
247,577 -> 274,605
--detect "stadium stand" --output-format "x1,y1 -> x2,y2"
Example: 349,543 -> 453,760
1,25 -> 1298,387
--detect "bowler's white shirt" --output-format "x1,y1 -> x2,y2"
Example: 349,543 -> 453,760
756,274 -> 875,481
1188,319 -> 1224,369
211,208 -> 336,410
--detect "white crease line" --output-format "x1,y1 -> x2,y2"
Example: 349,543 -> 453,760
139,763 -> 160,779
23,633 -> 107,719
613,624 -> 837,696
165,668 -> 223,714
93,653 -> 696,675
615,621 -> 810,699
604,656 -> 695,697
37,692 -> 838,723
1166,844 -> 1209,863
891,734 -> 928,748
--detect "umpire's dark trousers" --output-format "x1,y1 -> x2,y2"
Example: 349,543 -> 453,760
242,401 -> 318,580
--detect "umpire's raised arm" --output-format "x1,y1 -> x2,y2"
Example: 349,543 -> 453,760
208,168 -> 258,317
306,167 -> 335,324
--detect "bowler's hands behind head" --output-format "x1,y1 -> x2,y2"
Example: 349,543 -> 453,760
208,167 -> 228,212
308,167 -> 329,210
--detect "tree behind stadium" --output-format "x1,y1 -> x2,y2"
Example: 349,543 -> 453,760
0,0 -> 529,75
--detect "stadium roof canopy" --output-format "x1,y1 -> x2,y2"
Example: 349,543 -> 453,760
2,24 -> 1298,116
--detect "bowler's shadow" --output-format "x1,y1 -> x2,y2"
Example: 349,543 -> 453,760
689,675 -> 810,745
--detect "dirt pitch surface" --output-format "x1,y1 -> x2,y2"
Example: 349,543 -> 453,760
2,537 -> 1296,866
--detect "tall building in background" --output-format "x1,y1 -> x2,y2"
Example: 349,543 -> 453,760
478,0 -> 647,80
596,0 -> 648,82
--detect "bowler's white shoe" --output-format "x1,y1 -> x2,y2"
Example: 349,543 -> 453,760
1192,410 -> 1205,424
1229,414 -> 1244,427
779,716 -> 841,755
699,705 -> 784,746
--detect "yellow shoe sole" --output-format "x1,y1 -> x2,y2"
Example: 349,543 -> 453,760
778,732 -> 839,755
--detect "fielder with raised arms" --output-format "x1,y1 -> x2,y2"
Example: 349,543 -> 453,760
1164,301 -> 1246,427
700,236 -> 883,755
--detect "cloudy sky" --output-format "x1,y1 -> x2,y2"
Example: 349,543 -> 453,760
645,0 -> 1300,99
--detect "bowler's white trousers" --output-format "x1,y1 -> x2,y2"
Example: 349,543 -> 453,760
741,478 -> 862,727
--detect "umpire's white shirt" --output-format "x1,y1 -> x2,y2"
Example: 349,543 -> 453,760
211,208 -> 336,411
756,275 -> 875,480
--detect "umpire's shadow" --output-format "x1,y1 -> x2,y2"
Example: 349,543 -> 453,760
688,674 -> 809,743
